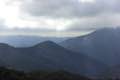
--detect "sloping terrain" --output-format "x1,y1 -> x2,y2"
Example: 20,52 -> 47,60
60,28 -> 120,66
0,67 -> 91,80
0,41 -> 108,77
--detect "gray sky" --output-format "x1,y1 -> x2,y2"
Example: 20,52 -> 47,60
0,0 -> 120,37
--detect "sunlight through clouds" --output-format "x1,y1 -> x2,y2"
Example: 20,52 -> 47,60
0,0 -> 21,27
0,0 -> 119,37
79,0 -> 96,3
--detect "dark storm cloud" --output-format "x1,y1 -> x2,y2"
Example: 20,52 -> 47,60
21,0 -> 120,18
21,0 -> 103,18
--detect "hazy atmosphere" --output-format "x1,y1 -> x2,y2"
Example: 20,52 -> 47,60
0,0 -> 120,37
0,0 -> 120,80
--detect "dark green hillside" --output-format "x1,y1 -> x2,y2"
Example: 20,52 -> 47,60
0,67 -> 91,80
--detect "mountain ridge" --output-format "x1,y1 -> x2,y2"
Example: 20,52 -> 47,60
0,40 -> 108,77
60,27 -> 120,66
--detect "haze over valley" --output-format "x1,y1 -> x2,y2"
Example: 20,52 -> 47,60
0,0 -> 120,80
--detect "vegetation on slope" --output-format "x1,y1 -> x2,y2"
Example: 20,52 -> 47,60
0,67 -> 91,80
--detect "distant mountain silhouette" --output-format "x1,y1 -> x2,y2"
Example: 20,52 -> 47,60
60,28 -> 120,66
0,36 -> 67,47
0,41 -> 107,77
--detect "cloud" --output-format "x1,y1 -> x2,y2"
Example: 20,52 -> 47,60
0,0 -> 120,37
68,13 -> 120,31
21,0 -> 120,18
0,19 -> 7,29
21,0 -> 101,18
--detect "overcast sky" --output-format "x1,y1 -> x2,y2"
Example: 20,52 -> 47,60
0,0 -> 120,37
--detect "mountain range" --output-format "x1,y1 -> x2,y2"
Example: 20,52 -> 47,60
0,28 -> 120,79
0,36 -> 67,47
0,41 -> 108,78
60,28 -> 120,66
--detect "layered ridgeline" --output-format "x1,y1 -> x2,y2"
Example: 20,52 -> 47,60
0,41 -> 107,78
0,36 -> 67,47
60,28 -> 120,66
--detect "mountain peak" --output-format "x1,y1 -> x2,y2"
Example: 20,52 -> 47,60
33,40 -> 60,48
61,27 -> 120,66
40,40 -> 56,44
93,27 -> 120,34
